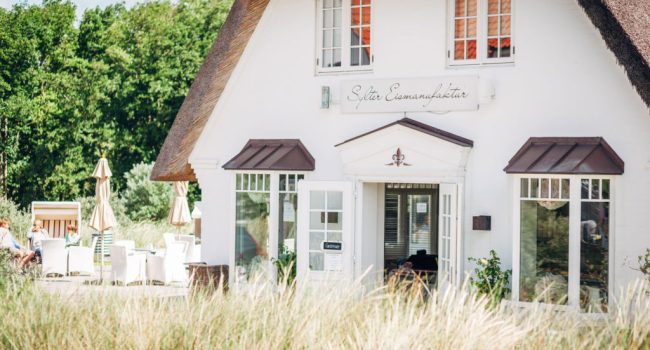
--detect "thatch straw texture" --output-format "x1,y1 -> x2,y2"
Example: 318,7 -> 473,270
151,0 -> 270,181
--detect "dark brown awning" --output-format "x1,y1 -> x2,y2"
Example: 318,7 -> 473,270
504,137 -> 624,175
223,139 -> 315,171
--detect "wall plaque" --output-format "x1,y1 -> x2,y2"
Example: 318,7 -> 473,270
341,76 -> 479,113
323,241 -> 343,251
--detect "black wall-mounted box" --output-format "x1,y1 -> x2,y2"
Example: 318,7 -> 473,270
473,216 -> 491,231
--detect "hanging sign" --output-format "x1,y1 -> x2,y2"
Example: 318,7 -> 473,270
341,76 -> 479,113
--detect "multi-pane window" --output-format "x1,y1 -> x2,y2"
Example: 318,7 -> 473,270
318,0 -> 372,72
453,0 -> 477,61
278,174 -> 305,254
487,0 -> 512,58
235,173 -> 271,274
350,0 -> 371,67
515,176 -> 612,313
308,191 -> 343,271
580,179 -> 610,313
321,0 -> 343,68
234,173 -> 307,280
519,177 -> 571,305
449,0 -> 514,65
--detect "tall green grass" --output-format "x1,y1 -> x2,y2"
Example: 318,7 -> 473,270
1,275 -> 649,349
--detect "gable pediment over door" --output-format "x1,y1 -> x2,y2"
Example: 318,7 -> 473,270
336,118 -> 473,179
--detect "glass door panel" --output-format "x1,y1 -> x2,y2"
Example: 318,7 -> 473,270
297,181 -> 354,282
408,194 -> 433,256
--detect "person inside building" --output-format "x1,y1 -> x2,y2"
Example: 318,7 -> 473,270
27,219 -> 49,258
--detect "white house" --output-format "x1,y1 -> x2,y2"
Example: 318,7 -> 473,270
152,0 -> 650,312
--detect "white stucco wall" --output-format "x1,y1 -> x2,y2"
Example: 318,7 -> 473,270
189,0 -> 650,289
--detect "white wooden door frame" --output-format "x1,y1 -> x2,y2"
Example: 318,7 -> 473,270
438,183 -> 461,286
297,181 -> 355,282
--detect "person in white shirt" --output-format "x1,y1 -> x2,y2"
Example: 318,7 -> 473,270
0,219 -> 35,267
27,219 -> 49,257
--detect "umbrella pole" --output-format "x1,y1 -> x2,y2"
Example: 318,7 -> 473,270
100,230 -> 104,282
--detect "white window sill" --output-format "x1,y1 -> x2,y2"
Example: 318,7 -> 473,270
315,68 -> 374,77
447,61 -> 515,69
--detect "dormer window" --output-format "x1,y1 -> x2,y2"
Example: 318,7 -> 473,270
317,0 -> 373,73
448,0 -> 515,66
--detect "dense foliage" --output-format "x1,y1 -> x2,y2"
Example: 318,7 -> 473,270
122,162 -> 172,221
0,0 -> 232,207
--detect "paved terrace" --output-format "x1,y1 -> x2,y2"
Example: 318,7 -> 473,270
36,266 -> 189,298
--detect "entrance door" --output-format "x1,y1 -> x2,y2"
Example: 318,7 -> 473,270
438,184 -> 458,285
297,181 -> 354,282
384,184 -> 439,273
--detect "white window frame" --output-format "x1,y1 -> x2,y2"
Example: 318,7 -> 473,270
315,0 -> 374,74
511,174 -> 615,312
447,0 -> 516,67
231,171 -> 308,282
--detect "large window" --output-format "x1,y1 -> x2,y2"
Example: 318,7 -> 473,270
519,177 -> 570,305
317,0 -> 372,73
235,172 -> 305,279
235,173 -> 271,275
449,0 -> 514,65
515,176 -> 612,313
278,174 -> 304,254
580,179 -> 610,313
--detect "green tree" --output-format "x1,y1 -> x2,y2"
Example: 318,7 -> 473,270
122,162 -> 172,221
0,0 -> 231,207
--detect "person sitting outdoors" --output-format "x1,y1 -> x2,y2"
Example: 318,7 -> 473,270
65,224 -> 81,247
27,220 -> 49,258
0,219 -> 23,251
0,219 -> 35,267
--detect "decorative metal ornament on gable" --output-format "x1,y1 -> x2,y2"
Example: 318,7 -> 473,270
386,148 -> 411,167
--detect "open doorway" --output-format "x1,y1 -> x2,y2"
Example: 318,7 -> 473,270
384,183 -> 439,285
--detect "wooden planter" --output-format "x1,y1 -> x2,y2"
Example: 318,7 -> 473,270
188,264 -> 228,293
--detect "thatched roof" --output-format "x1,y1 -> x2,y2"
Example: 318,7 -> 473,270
152,0 -> 650,182
578,0 -> 650,107
151,0 -> 270,181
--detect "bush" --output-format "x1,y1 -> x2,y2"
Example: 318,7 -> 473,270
0,197 -> 31,244
122,162 -> 172,221
468,250 -> 512,305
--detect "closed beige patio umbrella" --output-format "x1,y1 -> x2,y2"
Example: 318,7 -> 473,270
168,181 -> 191,237
89,157 -> 117,281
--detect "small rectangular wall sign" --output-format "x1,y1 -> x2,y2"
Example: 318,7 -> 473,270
323,241 -> 343,251
340,76 -> 479,113
473,216 -> 491,231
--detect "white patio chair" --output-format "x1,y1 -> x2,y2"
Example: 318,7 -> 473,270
177,235 -> 198,263
147,241 -> 187,285
109,244 -> 146,286
68,237 -> 98,276
163,233 -> 176,248
114,240 -> 136,251
41,238 -> 67,277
